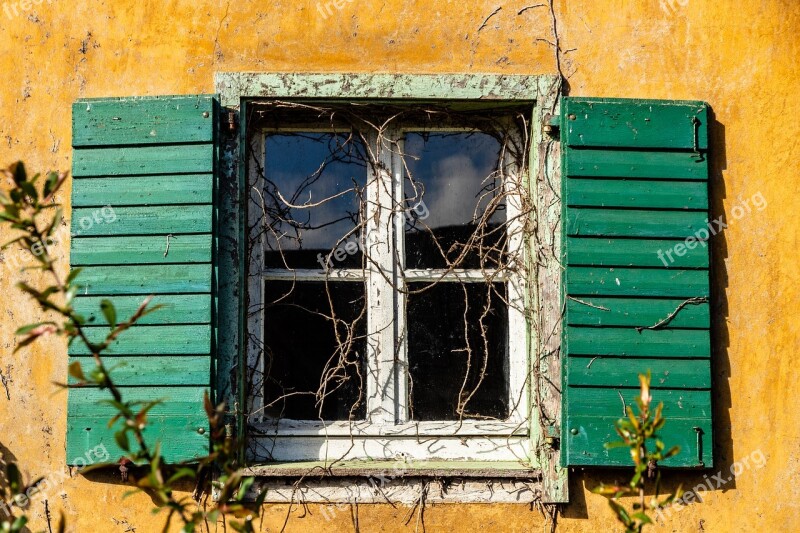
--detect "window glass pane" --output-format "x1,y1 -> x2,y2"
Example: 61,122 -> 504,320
406,282 -> 509,420
263,281 -> 367,421
404,132 -> 506,269
263,133 -> 366,269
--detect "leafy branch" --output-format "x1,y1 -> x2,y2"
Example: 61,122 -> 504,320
0,162 -> 265,532
592,372 -> 683,533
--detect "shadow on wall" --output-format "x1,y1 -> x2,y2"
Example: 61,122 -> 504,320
564,113 -> 740,521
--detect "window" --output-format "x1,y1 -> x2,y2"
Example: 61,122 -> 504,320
245,105 -> 532,462
66,76 -> 713,504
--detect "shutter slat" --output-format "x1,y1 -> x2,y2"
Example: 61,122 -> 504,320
567,357 -> 711,388
564,416 -> 712,467
68,356 -> 211,386
568,388 -> 711,419
73,96 -> 215,146
563,98 -> 708,150
69,326 -> 211,355
566,327 -> 710,357
72,174 -> 213,206
73,144 -> 213,176
69,387 -> 208,416
68,94 -> 217,465
78,265 -> 212,295
562,97 -> 713,468
566,208 -> 708,238
565,149 -> 708,179
566,178 -> 708,209
74,295 -> 211,325
567,267 -> 709,298
72,235 -> 212,265
566,297 -> 710,328
71,206 -> 212,236
566,237 -> 709,268
67,415 -> 209,464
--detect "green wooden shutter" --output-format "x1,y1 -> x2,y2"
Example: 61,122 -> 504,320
561,97 -> 712,467
67,95 -> 217,465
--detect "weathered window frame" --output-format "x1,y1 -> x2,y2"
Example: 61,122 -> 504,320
214,73 -> 567,503
247,120 -> 528,460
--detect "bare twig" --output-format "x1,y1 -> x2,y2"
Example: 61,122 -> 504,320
636,297 -> 708,332
477,7 -> 502,32
567,296 -> 610,311
518,4 -> 545,15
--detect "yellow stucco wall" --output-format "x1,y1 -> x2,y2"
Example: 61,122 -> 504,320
0,0 -> 798,531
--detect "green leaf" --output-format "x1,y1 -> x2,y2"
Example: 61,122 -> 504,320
10,161 -> 27,185
67,361 -> 86,381
609,499 -> 632,526
122,488 -> 142,500
14,333 -> 42,353
0,211 -> 20,224
10,516 -> 27,533
166,468 -> 196,485
66,268 -> 82,286
115,430 -> 130,452
254,486 -> 269,508
236,476 -> 255,501
19,181 -> 37,201
100,299 -> 117,328
663,445 -> 681,459
15,322 -> 54,335
6,463 -> 21,493
43,171 -> 59,199
46,207 -> 63,236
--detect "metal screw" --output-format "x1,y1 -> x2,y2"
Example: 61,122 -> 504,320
570,428 -> 579,435
202,111 -> 210,118
197,427 -> 206,435
568,114 -> 576,121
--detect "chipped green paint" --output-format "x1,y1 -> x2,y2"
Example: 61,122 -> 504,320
215,72 -> 559,106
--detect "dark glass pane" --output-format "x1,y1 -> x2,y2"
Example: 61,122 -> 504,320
263,281 -> 367,421
404,132 -> 506,269
407,282 -> 509,420
263,133 -> 366,269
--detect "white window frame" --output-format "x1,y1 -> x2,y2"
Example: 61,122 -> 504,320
246,120 -> 530,462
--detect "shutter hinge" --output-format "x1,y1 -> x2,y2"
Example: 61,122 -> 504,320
543,114 -> 560,139
691,116 -> 705,162
227,110 -> 237,133
544,424 -> 560,448
693,426 -> 705,467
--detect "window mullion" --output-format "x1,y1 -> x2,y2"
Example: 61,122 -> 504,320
393,131 -> 409,423
365,129 -> 397,424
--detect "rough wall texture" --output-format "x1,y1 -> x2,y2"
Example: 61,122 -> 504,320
0,0 -> 798,531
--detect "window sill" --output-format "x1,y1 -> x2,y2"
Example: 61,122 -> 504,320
238,461 -> 544,504
242,460 -> 540,479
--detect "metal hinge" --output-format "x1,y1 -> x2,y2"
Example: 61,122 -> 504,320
543,114 -> 560,139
